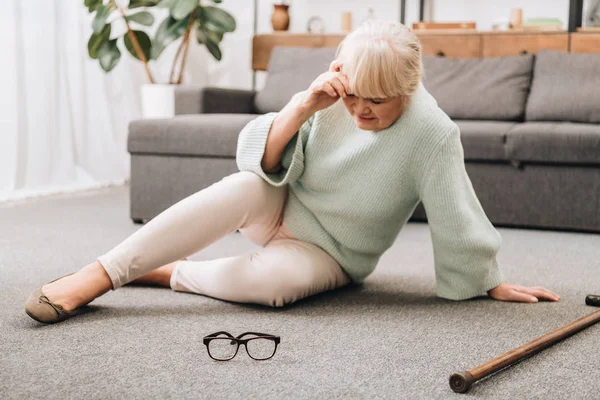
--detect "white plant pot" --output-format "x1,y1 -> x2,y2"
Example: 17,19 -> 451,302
140,83 -> 177,118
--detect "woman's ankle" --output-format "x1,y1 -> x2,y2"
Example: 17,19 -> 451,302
80,261 -> 113,293
130,263 -> 177,287
42,261 -> 112,311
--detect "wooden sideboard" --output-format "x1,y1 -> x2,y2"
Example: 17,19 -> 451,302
252,31 -> 600,71
480,32 -> 569,57
416,32 -> 481,58
570,32 -> 600,53
253,33 -> 345,71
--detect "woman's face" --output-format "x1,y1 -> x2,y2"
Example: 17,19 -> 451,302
342,94 -> 406,132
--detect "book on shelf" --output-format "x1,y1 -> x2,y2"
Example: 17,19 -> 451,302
519,18 -> 563,31
412,21 -> 476,31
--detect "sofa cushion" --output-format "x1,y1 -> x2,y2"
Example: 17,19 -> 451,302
506,122 -> 600,165
455,120 -> 517,160
525,50 -> 600,123
128,114 -> 259,157
254,46 -> 337,114
422,55 -> 534,121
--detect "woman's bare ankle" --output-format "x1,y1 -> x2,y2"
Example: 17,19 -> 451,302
42,261 -> 112,312
130,263 -> 178,287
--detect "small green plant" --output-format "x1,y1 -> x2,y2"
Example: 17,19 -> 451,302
84,0 -> 236,83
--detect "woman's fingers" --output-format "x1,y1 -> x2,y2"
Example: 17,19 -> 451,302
511,284 -> 560,301
340,74 -> 351,95
311,67 -> 350,101
329,59 -> 343,72
531,286 -> 560,299
508,289 -> 539,303
521,287 -> 560,301
489,282 -> 561,303
328,60 -> 351,95
329,76 -> 347,98
509,284 -> 560,301
320,81 -> 338,98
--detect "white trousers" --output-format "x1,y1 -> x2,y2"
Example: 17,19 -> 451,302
97,171 -> 351,307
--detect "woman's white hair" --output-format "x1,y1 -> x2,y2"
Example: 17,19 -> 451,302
335,20 -> 422,100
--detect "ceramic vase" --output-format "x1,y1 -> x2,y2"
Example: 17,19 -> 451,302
271,4 -> 290,31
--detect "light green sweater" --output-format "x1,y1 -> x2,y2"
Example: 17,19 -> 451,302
236,83 -> 504,300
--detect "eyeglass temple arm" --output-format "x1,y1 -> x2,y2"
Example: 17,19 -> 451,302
236,331 -> 278,339
204,331 -> 235,339
236,332 -> 280,345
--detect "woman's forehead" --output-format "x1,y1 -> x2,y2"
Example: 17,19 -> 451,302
338,58 -> 398,99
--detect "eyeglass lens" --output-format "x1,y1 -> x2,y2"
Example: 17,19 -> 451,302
208,337 -> 238,360
208,333 -> 276,360
245,336 -> 277,360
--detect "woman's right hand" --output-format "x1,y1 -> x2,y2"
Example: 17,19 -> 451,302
301,60 -> 351,115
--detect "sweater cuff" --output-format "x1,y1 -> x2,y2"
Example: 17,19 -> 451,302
436,259 -> 505,301
236,113 -> 305,187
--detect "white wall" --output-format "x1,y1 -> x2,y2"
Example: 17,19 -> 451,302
191,0 -> 572,92
178,0 -> 423,91
0,0 -> 19,192
0,0 -> 576,200
430,0 -> 570,30
58,0 -> 570,95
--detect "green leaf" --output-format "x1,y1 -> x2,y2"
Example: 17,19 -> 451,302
196,25 -> 223,44
84,0 -> 102,13
195,20 -> 223,60
171,0 -> 198,20
196,28 -> 208,43
151,16 -> 189,59
124,30 -> 152,60
207,29 -> 223,43
205,39 -> 222,61
126,11 -> 154,26
87,24 -> 111,59
202,6 -> 236,33
97,39 -> 121,72
129,0 -> 160,8
92,4 -> 112,34
157,0 -> 177,9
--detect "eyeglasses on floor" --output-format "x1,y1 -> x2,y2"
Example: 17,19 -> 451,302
203,331 -> 281,361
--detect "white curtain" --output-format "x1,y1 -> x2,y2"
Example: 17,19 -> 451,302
0,0 -> 257,204
0,0 -> 147,203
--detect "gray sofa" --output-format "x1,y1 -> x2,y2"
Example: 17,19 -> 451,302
128,47 -> 600,232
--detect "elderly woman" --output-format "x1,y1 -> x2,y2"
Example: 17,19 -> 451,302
26,20 -> 559,324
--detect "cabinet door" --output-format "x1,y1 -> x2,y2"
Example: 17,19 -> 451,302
570,33 -> 600,53
481,33 -> 569,57
252,33 -> 345,71
417,34 -> 481,58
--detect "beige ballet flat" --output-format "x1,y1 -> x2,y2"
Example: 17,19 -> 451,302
24,275 -> 79,324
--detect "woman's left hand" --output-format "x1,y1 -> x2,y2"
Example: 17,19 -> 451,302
488,282 -> 560,303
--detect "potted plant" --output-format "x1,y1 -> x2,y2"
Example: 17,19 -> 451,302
84,0 -> 236,117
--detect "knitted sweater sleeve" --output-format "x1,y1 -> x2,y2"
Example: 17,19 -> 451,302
418,126 -> 505,300
236,111 -> 313,187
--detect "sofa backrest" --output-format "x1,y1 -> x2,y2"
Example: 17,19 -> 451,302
525,50 -> 600,124
421,54 -> 535,121
254,46 -> 337,114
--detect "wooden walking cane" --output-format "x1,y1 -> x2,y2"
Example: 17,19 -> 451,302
449,294 -> 600,393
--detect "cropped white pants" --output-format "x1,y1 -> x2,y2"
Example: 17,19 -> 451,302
97,171 -> 350,307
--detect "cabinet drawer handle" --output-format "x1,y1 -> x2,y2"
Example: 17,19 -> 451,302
436,50 -> 446,57
520,49 -> 528,55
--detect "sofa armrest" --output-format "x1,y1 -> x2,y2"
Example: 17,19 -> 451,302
174,86 -> 257,115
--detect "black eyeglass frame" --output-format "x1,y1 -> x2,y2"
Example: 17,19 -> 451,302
203,331 -> 281,361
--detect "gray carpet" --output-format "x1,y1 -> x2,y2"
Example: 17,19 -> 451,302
1,185 -> 599,400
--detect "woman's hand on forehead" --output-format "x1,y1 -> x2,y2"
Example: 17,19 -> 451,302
329,60 -> 351,96
301,61 -> 353,113
329,59 -> 343,73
